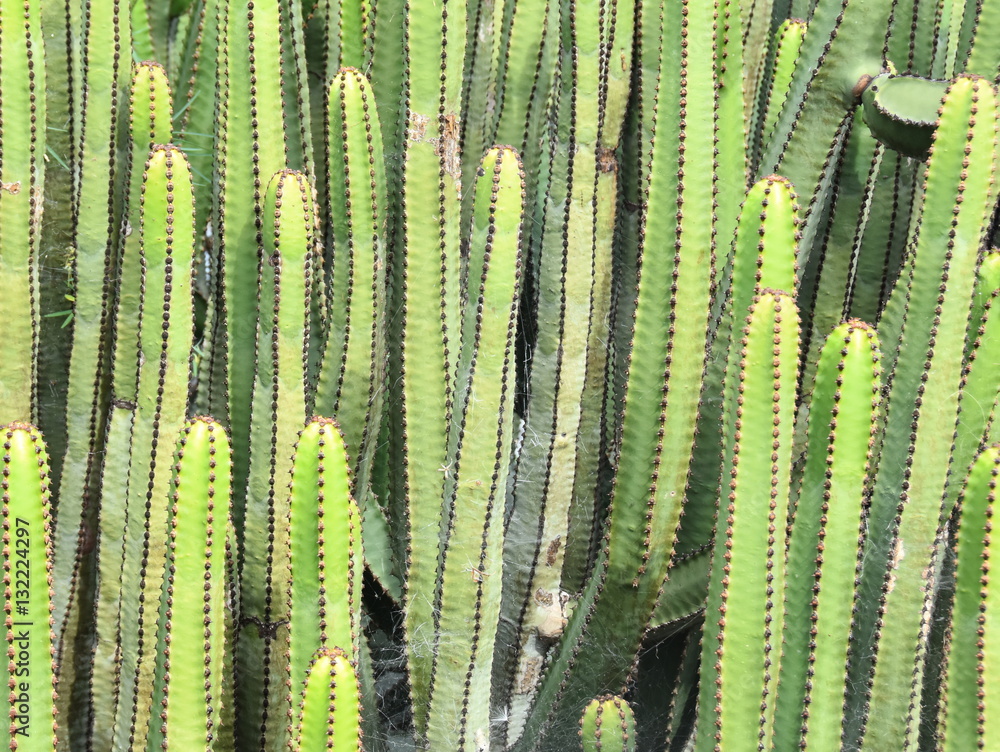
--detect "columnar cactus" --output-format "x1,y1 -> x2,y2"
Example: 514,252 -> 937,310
579,695 -> 636,752
1,2 -> 999,751
147,416 -> 234,750
0,0 -> 45,427
108,143 -> 197,752
285,417 -> 362,745
293,647 -> 362,752
0,423 -> 58,749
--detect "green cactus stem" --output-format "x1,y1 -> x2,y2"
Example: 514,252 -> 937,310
750,17 -> 805,173
396,0 -> 468,735
669,174 -> 798,630
172,0 -> 222,244
89,62 -> 174,749
285,417 -> 362,743
237,168 -> 315,751
107,144 -> 196,752
293,647 -> 362,752
147,417 -> 233,751
939,443 -> 1000,751
774,320 -> 881,751
962,2 -> 1000,80
579,695 -> 636,752
861,72 -> 951,159
0,422 -> 58,750
697,289 -> 800,751
51,0 -> 132,676
0,0 -> 45,426
564,0 -> 634,597
303,1 -> 368,227
855,75 -> 1000,751
796,107 -> 883,406
512,3 -> 747,746
203,0 -> 294,520
423,145 -> 523,751
314,69 -> 390,597
945,250 -> 1000,519
757,0 -> 894,269
498,0 -> 629,738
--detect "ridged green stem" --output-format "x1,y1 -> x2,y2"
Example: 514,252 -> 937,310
172,0 -> 221,244
697,290 -> 799,751
750,17 -> 805,173
0,422 -> 58,749
52,0 -> 131,667
514,2 -> 746,746
857,75 -> 1000,752
424,145 -> 523,751
500,0 -> 627,739
237,169 -> 315,751
90,61 -> 173,749
147,417 -> 233,751
796,107 -> 882,406
579,695 -> 636,752
758,0 -> 893,268
313,69 -> 391,597
110,144 -> 196,752
286,417 -> 362,744
946,250 -> 1000,518
293,647 -> 362,752
0,0 -> 45,425
204,0 -> 291,521
774,320 -> 881,751
398,0 -> 468,735
939,443 -> 1000,751
674,174 -> 798,618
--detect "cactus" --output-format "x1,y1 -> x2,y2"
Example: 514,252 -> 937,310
939,443 -> 1000,750
89,64 -> 175,748
697,290 -> 800,750
0,0 -> 45,427
147,416 -> 233,750
285,417 -> 362,745
0,423 -> 58,749
50,0 -> 132,707
237,168 -> 316,750
0,2 -> 998,751
314,69 -> 389,596
773,320 -> 881,750
853,74 -> 999,751
109,144 -> 197,752
579,695 -> 636,752
293,647 -> 362,752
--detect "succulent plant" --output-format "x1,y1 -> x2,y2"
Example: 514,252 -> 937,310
0,1 -> 996,750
